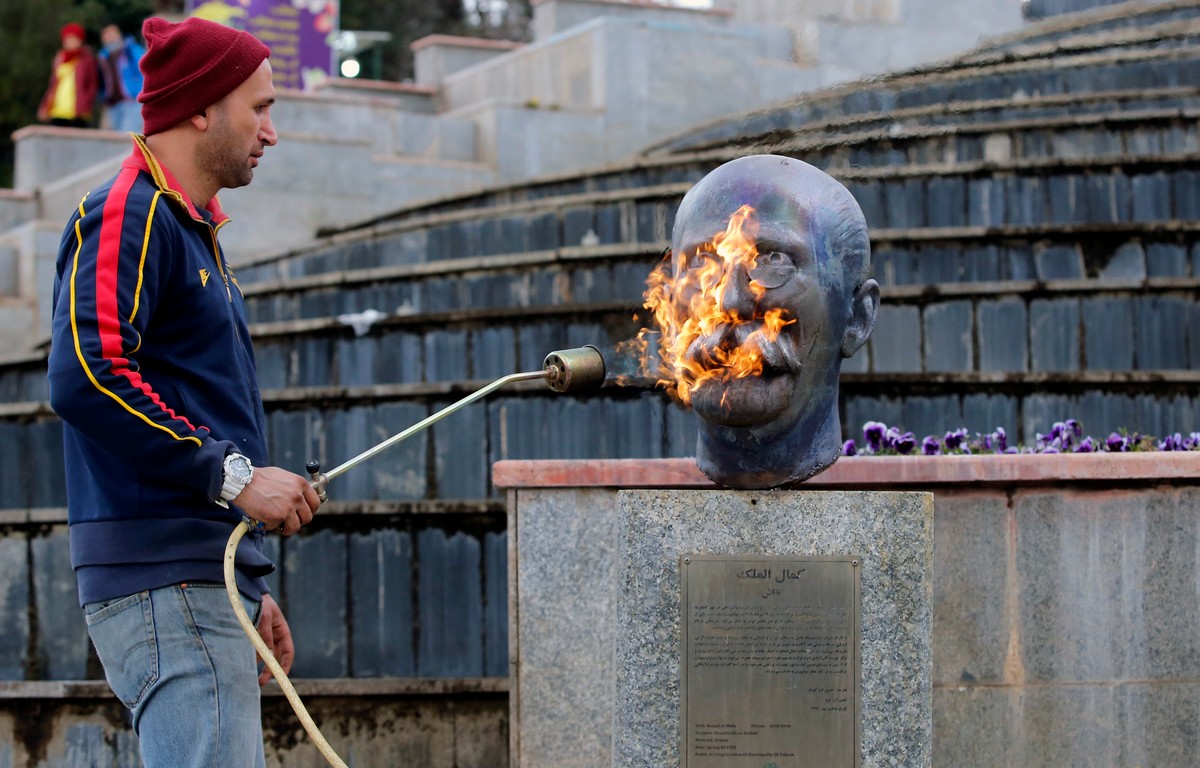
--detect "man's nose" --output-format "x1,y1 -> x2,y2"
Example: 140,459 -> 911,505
717,262 -> 756,318
260,115 -> 278,147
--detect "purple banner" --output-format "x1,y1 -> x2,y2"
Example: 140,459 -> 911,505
186,0 -> 338,90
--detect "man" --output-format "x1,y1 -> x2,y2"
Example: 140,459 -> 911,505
97,23 -> 146,133
660,154 -> 879,488
47,17 -> 321,766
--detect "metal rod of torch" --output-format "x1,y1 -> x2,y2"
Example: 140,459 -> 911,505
323,369 -> 547,485
305,345 -> 607,501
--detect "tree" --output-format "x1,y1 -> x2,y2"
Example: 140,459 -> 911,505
339,0 -> 531,83
0,0 -> 154,186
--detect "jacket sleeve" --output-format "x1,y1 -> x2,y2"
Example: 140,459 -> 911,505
48,182 -> 232,502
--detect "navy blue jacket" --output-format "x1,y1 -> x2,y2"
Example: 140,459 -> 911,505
48,137 -> 273,606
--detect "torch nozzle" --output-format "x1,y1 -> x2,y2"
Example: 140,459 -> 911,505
543,345 -> 606,393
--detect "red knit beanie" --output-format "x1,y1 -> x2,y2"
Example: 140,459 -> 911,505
138,16 -> 270,136
60,23 -> 85,42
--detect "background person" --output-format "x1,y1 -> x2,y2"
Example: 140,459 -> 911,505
97,23 -> 145,133
47,16 -> 321,766
37,22 -> 98,127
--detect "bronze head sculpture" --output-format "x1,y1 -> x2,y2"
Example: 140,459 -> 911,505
650,154 -> 879,488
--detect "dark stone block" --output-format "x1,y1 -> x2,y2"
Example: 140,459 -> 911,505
1030,299 -> 1081,372
664,404 -> 699,459
1035,244 -> 1085,280
298,337 -> 333,388
845,181 -> 884,230
968,178 -> 1004,227
884,179 -> 922,229
1134,296 -> 1190,369
1173,169 -> 1200,219
1146,243 -> 1189,278
432,397 -> 487,498
842,395 -> 904,443
367,402 -> 428,499
871,247 -> 910,286
472,326 -> 516,380
518,324 -> 569,372
870,305 -> 922,372
1131,172 -> 1171,222
529,212 -> 560,251
1100,242 -> 1147,280
563,207 -> 596,247
1007,176 -> 1044,227
1083,297 -> 1135,370
998,245 -> 1033,281
27,420 -> 66,508
977,299 -> 1028,372
1046,175 -> 1076,224
336,336 -> 376,388
963,244 -> 1003,283
961,394 -> 1017,438
1021,393 -> 1076,445
599,394 -> 665,460
914,246 -> 958,284
484,531 -> 508,676
595,205 -> 622,244
923,301 -> 974,372
0,537 -> 29,679
417,528 -> 483,676
350,530 -> 415,677
424,329 -> 469,382
32,528 -> 89,679
267,409 -> 318,477
1074,391 -> 1136,441
284,530 -> 348,677
902,396 -> 964,442
377,331 -> 422,384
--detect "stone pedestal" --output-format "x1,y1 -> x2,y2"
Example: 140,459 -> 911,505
500,462 -> 933,767
613,489 -> 933,767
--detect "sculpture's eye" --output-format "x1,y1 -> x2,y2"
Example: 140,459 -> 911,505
749,250 -> 796,289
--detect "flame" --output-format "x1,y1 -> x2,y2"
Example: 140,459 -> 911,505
619,204 -> 795,405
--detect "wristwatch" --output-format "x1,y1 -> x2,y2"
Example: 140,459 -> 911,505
219,453 -> 255,504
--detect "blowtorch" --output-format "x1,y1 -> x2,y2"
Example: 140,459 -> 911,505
223,345 -> 606,767
303,344 -> 607,501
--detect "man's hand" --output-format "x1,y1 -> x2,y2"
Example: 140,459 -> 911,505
255,594 -> 294,686
233,466 -> 321,535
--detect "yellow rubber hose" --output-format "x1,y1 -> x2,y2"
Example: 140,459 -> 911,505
224,519 -> 349,768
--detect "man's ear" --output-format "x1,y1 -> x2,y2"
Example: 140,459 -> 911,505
189,111 -> 208,131
841,278 -> 879,358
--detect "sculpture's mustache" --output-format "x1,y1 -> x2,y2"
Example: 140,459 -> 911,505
685,321 -> 805,374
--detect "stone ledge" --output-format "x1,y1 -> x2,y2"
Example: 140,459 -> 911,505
494,452 -> 1200,489
0,677 -> 508,700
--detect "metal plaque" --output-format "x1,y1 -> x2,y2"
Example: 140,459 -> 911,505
680,554 -> 861,768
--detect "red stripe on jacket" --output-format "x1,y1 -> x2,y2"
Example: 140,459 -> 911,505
94,167 -> 201,434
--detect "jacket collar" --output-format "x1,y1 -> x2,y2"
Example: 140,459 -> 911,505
124,135 -> 230,229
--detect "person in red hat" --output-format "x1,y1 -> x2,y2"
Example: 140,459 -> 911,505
37,22 -> 98,127
47,15 -> 321,766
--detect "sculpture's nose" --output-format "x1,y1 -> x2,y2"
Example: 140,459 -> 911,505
717,261 -> 756,318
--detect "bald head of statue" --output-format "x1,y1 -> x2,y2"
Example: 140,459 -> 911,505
669,154 -> 879,488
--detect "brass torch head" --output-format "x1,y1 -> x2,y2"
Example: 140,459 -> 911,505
543,345 -> 606,393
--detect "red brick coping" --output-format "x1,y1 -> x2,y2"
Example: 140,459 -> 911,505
493,452 -> 1200,489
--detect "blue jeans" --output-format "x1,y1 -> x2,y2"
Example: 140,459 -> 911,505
84,583 -> 265,768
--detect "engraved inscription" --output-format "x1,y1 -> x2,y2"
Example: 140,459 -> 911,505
681,555 -> 861,767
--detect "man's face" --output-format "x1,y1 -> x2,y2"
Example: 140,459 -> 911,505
197,59 -> 277,192
669,158 -> 853,437
100,25 -> 122,49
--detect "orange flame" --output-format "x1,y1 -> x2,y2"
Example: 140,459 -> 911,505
621,204 -> 795,405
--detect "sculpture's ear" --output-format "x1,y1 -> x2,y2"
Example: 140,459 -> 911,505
841,278 -> 879,358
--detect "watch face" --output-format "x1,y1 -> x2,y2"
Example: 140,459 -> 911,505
229,456 -> 252,482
